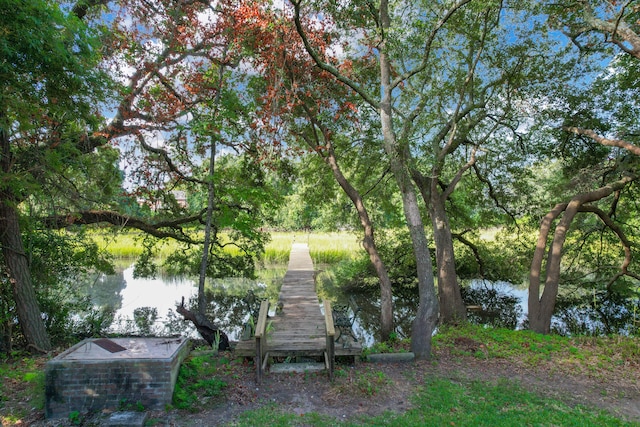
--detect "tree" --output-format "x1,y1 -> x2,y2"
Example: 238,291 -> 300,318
1,0 -> 280,350
239,9 -> 397,340
0,0 -> 112,351
289,0 -> 488,357
288,0 -> 579,355
527,0 -> 640,333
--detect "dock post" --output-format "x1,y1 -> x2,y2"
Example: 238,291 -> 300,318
323,300 -> 335,381
255,300 -> 269,383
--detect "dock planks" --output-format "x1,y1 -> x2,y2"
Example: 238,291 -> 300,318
234,243 -> 361,359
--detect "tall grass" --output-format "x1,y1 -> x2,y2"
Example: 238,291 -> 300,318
90,231 -> 179,259
91,230 -> 363,266
307,232 -> 363,264
262,232 -> 294,264
262,231 -> 362,264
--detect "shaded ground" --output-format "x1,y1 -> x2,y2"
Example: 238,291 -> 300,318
5,342 -> 639,426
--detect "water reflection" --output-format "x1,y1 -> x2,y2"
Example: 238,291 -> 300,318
464,280 -> 528,329
86,263 -> 286,341
87,262 -> 537,345
318,277 -> 528,345
88,263 -> 633,343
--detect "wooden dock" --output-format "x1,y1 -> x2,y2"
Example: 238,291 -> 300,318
234,243 -> 361,378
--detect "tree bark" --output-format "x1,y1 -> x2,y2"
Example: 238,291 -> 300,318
0,109 -> 51,352
428,189 -> 467,323
412,170 -> 467,324
0,202 -> 52,352
176,299 -> 229,350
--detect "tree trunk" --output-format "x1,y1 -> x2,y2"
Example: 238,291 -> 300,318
412,170 -> 467,324
428,191 -> 467,324
379,0 -> 438,359
197,62 -> 226,315
197,135 -> 216,314
0,202 -> 51,352
323,146 -> 394,341
177,298 -> 229,350
0,109 -> 51,352
528,176 -> 635,334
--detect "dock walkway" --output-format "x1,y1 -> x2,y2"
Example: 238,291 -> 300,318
234,243 -> 361,364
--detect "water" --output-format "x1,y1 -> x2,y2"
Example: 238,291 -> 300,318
85,263 -> 284,341
112,266 -> 198,322
86,264 -> 634,344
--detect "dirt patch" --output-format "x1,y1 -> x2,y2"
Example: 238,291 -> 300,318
4,345 -> 640,426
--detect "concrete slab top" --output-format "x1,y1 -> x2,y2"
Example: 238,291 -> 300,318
52,337 -> 188,361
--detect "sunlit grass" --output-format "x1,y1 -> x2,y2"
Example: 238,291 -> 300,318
307,232 -> 362,264
227,376 -> 634,426
434,323 -> 640,372
91,230 -> 363,265
89,230 -> 179,258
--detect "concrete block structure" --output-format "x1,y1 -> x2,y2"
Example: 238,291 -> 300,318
45,337 -> 190,419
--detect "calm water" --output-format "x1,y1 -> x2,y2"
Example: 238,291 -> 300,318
86,264 -> 535,343
86,263 -> 285,340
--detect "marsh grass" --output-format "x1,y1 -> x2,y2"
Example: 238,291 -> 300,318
90,231 -> 178,259
92,230 -> 362,265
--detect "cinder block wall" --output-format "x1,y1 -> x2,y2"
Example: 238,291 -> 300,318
45,340 -> 189,419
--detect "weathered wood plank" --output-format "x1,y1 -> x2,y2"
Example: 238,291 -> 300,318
234,243 -> 361,366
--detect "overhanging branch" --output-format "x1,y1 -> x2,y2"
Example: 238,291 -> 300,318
40,210 -> 206,244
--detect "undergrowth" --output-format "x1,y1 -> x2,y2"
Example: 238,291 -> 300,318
172,353 -> 228,411
434,323 -> 640,370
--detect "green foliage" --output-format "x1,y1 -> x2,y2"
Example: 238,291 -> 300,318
133,307 -> 158,336
0,227 -> 115,348
68,410 -> 82,425
173,354 -> 228,411
455,225 -> 534,284
0,0 -> 112,202
321,229 -> 418,296
362,336 -> 411,358
118,398 -> 145,412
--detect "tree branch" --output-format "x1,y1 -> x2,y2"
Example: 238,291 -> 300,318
452,230 -> 486,278
564,126 -> 640,156
40,210 -> 206,244
290,0 -> 380,110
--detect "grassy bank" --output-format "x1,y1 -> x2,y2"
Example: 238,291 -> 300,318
1,325 -> 638,426
229,378 -> 633,426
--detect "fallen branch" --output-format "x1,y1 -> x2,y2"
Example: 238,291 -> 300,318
176,297 -> 230,350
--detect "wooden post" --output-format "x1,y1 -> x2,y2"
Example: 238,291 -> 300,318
323,300 -> 335,381
255,300 -> 269,384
